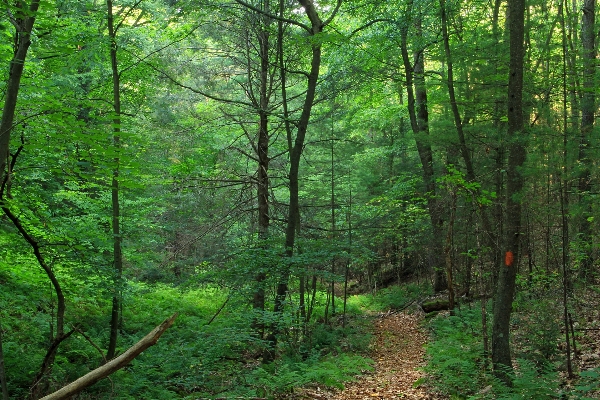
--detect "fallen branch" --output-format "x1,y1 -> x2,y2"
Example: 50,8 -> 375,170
39,313 -> 178,400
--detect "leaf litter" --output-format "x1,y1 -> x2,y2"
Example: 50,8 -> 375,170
286,311 -> 445,400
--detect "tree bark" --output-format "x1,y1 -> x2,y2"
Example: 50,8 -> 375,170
400,2 -> 446,292
106,0 -> 124,361
578,0 -> 595,275
1,190 -> 66,398
253,0 -> 272,339
0,1 -> 41,191
39,314 -> 177,400
0,321 -> 8,400
274,9 -> 322,314
492,0 -> 526,383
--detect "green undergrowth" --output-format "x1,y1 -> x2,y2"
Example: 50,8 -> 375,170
348,282 -> 432,312
423,304 -> 561,399
423,299 -> 600,399
1,270 -> 432,399
6,276 -> 431,398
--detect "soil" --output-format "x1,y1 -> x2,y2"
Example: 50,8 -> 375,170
280,286 -> 600,400
287,310 -> 445,400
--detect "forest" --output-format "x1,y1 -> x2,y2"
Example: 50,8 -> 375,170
1,0 -> 599,398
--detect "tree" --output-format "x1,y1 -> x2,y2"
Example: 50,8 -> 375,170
0,0 -> 41,196
492,0 -> 527,381
578,0 -> 595,275
400,0 -> 446,292
105,0 -> 124,361
271,0 -> 342,347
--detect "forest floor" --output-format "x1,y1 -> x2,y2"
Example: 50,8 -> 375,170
287,310 -> 445,400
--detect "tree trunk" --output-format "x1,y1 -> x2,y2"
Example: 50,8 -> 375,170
492,0 -> 526,383
268,0 -> 340,355
39,314 -> 177,400
106,0 -> 124,361
578,0 -> 595,275
1,203 -> 66,399
252,0 -> 272,339
400,3 -> 446,292
0,321 -> 8,400
445,190 -> 456,310
0,1 -> 41,191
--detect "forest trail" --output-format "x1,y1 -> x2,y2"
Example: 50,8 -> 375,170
293,311 -> 444,400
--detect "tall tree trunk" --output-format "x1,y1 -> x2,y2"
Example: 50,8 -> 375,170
400,2 -> 446,292
106,0 -> 123,361
578,0 -> 595,275
1,145 -> 67,398
440,0 -> 498,289
0,1 -> 41,190
275,4 -> 323,313
0,321 -> 7,400
253,0 -> 272,339
440,0 -> 474,180
492,0 -> 526,382
268,0 -> 341,354
1,202 -> 66,398
560,0 -> 574,377
491,0 -> 507,289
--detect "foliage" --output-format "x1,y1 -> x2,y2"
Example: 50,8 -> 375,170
572,368 -> 600,400
424,304 -> 562,399
242,354 -> 373,399
424,307 -> 488,397
367,282 -> 432,311
2,0 -> 600,397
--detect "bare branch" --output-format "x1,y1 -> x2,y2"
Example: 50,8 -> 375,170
114,0 -> 145,35
39,314 -> 178,400
322,0 -> 343,28
234,0 -> 311,32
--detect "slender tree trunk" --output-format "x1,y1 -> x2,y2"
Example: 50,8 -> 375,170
106,0 -> 123,361
440,0 -> 498,288
1,205 -> 66,398
330,128 -> 336,316
561,180 -> 573,377
343,188 -> 352,328
578,0 -> 595,275
492,0 -> 526,382
275,40 -> 321,313
0,321 -> 8,400
560,0 -> 573,377
0,1 -> 41,190
253,0 -> 272,339
440,0 -> 474,179
445,189 -> 456,310
269,0 -> 340,354
1,143 -> 66,398
400,3 -> 446,292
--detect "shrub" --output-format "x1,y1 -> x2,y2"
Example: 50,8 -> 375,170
244,353 -> 373,398
372,282 -> 431,311
424,307 -> 487,397
424,303 -> 562,399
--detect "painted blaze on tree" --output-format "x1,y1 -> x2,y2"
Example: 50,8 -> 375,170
504,251 -> 514,267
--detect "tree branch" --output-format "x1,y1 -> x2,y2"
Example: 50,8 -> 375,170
39,314 -> 178,400
233,0 -> 311,32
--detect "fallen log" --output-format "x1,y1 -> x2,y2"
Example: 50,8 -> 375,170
421,299 -> 450,313
40,313 -> 178,400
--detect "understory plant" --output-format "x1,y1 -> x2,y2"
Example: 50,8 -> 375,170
423,303 -> 562,399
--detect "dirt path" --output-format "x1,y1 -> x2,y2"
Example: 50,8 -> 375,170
293,311 -> 444,400
331,312 -> 438,400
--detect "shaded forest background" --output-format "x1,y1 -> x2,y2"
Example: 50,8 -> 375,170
1,0 -> 599,398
